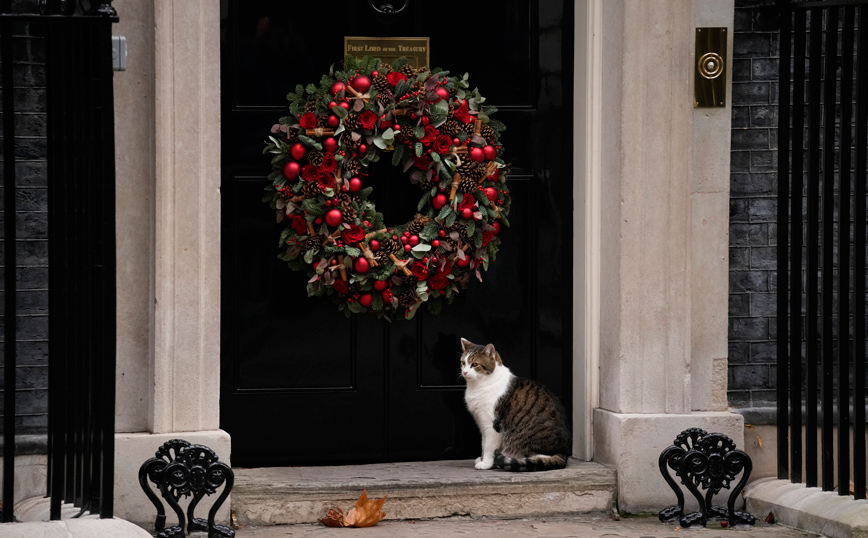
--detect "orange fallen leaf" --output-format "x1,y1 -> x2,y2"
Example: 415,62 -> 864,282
343,490 -> 388,528
319,490 -> 388,528
319,508 -> 346,528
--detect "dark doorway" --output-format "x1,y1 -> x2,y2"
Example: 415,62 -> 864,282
220,0 -> 575,467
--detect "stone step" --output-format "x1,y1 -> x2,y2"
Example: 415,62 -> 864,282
231,458 -> 616,527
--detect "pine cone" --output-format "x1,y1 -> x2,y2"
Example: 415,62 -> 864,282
440,120 -> 461,136
342,114 -> 361,132
344,158 -> 362,177
317,115 -> 329,128
342,205 -> 358,222
396,290 -> 417,306
342,133 -> 361,151
457,161 -> 484,182
287,128 -> 300,144
377,92 -> 393,106
395,129 -> 415,144
336,192 -> 353,207
399,64 -> 416,77
304,101 -> 317,113
373,74 -> 391,95
301,180 -> 321,198
458,175 -> 479,194
457,225 -> 471,245
307,150 -> 324,168
304,236 -> 322,251
411,81 -> 424,93
374,252 -> 391,266
380,63 -> 392,73
480,124 -> 497,144
407,214 -> 430,236
380,238 -> 400,255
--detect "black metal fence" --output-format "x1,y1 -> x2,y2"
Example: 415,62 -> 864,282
776,0 -> 868,499
1,1 -> 118,521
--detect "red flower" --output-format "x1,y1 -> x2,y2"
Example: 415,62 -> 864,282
332,280 -> 349,294
482,230 -> 494,247
433,135 -> 453,155
429,263 -> 453,290
301,164 -> 321,182
386,72 -> 407,86
414,155 -> 432,170
411,262 -> 429,281
359,110 -> 378,131
317,173 -> 336,190
342,224 -> 365,244
453,100 -> 472,124
458,196 -> 476,212
291,215 -> 308,235
420,125 -> 439,146
320,152 -> 336,173
299,113 -> 318,130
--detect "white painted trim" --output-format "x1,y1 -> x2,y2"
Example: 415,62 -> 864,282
573,0 -> 602,462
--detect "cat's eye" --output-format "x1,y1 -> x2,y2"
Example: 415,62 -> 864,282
471,363 -> 478,368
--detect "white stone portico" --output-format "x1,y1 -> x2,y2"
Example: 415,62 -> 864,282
105,0 -> 739,525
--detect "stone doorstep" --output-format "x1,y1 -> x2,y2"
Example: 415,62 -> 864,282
231,458 -> 616,527
745,478 -> 868,538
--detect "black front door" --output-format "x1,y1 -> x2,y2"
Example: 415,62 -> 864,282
220,0 -> 574,467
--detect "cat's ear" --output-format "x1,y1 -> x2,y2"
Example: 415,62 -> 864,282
460,338 -> 474,352
483,344 -> 502,365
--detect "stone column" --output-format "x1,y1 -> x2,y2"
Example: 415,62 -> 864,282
590,0 -> 741,513
112,0 -> 228,527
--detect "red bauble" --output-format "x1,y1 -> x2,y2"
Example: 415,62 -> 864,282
432,194 -> 447,210
327,115 -> 340,128
409,235 -> 420,246
373,279 -> 389,291
359,294 -> 373,308
291,143 -> 307,161
400,235 -> 409,244
323,137 -> 338,154
435,87 -> 449,101
329,101 -> 337,108
325,209 -> 343,227
460,208 -> 473,220
403,244 -> 412,252
371,70 -> 379,78
492,221 -> 501,234
381,290 -> 393,303
438,229 -> 446,237
484,187 -> 498,201
351,75 -> 372,94
421,116 -> 430,125
354,257 -> 370,274
379,118 -> 392,129
470,147 -> 485,162
358,144 -> 367,154
282,161 -> 300,180
369,239 -> 380,251
339,101 -> 350,110
456,256 -> 471,268
431,239 -> 440,248
330,81 -> 345,95
349,177 -> 363,193
483,145 -> 497,160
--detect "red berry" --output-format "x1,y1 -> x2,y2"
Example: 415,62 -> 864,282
438,230 -> 446,238
431,239 -> 440,248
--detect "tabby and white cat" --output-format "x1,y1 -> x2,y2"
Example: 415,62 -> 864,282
460,338 -> 570,471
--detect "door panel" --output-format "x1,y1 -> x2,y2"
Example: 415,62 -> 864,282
221,0 -> 573,467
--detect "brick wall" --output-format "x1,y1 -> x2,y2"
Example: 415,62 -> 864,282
729,0 -> 781,409
0,3 -> 49,438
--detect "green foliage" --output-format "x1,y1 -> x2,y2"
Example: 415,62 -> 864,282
391,144 -> 405,166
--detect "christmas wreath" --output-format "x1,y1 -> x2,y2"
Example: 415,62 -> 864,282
263,55 -> 510,320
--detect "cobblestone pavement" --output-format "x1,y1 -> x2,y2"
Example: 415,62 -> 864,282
229,515 -> 821,538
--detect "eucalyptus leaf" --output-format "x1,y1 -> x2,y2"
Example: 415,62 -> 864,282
331,105 -> 349,119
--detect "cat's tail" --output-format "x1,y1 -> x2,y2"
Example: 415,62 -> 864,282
494,451 -> 568,472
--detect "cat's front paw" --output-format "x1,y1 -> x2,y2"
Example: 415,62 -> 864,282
475,460 -> 494,470
475,457 -> 482,464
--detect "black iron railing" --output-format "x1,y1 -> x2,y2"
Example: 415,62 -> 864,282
776,0 -> 867,499
0,1 -> 118,521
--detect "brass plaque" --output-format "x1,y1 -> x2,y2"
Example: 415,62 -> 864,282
694,27 -> 727,108
344,36 -> 430,68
